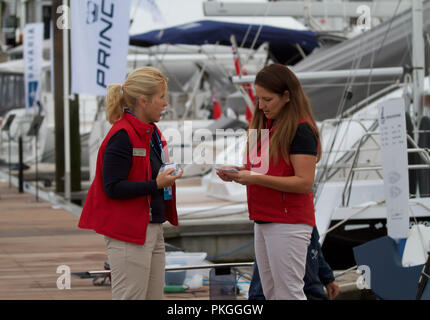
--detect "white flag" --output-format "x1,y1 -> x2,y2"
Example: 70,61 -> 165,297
71,0 -> 131,96
23,23 -> 44,110
378,98 -> 410,239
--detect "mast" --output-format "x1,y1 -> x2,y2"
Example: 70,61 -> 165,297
412,0 -> 425,134
51,0 -> 65,195
62,0 -> 71,201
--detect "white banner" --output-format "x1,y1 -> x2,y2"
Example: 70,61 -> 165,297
23,23 -> 44,110
378,98 -> 410,239
71,0 -> 131,96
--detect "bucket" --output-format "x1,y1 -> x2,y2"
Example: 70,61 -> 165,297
165,263 -> 186,286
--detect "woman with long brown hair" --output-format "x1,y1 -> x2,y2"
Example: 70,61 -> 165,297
217,63 -> 321,299
79,66 -> 182,300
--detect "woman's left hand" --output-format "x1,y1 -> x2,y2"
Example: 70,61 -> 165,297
224,170 -> 258,186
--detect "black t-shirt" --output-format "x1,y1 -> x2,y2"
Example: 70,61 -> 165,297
290,122 -> 318,156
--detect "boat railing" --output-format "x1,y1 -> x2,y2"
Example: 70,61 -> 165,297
80,262 -> 255,277
318,117 -> 377,139
341,131 -> 430,207
316,117 -> 380,183
341,82 -> 403,118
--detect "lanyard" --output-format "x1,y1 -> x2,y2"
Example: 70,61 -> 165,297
150,127 -> 166,164
124,108 -> 136,117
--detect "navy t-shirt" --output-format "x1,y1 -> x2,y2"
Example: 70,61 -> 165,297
102,128 -> 166,223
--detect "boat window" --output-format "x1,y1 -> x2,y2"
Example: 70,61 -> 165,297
0,74 -> 25,115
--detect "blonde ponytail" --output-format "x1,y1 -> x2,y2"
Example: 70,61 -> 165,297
106,84 -> 124,124
105,67 -> 168,124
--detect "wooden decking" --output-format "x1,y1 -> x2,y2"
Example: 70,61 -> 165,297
0,180 -> 111,299
0,181 -> 221,300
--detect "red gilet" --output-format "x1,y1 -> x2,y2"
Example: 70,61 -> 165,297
78,112 -> 178,245
245,118 -> 316,227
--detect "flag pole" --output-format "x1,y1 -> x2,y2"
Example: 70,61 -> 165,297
63,0 -> 71,201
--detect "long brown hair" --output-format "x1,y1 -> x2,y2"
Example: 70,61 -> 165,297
248,64 -> 321,163
105,66 -> 168,124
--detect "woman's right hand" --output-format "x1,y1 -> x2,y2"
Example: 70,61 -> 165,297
215,166 -> 241,182
156,168 -> 183,189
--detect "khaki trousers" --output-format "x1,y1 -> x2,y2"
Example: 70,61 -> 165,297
254,222 -> 312,300
104,223 -> 165,300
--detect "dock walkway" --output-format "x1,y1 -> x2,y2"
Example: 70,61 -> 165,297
0,180 -> 110,299
0,181 -> 219,300
0,178 -> 365,300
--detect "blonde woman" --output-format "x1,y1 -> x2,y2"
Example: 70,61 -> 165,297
217,64 -> 321,300
79,67 -> 182,300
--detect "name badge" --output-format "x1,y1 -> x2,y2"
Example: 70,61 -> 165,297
133,148 -> 146,157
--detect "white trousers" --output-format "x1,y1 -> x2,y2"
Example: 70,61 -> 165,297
254,223 -> 312,300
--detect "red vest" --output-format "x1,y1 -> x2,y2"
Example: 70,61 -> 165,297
78,112 -> 178,245
245,118 -> 316,226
